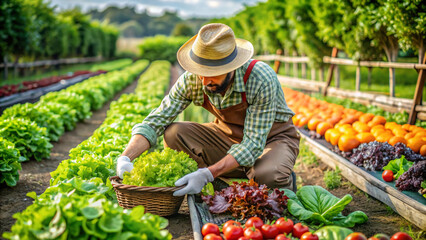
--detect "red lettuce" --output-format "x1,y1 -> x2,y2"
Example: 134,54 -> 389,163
201,179 -> 289,220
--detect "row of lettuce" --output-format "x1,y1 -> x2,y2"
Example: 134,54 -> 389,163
0,60 -> 148,187
3,61 -> 173,240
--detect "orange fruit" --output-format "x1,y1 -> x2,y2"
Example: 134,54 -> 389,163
338,135 -> 361,152
372,129 -> 386,138
371,116 -> 387,125
329,130 -> 343,146
356,132 -> 375,144
359,113 -> 375,123
392,128 -> 407,137
404,132 -> 416,140
327,116 -> 342,125
337,124 -> 352,134
375,132 -> 394,143
407,137 -> 426,153
401,124 -> 411,130
298,117 -> 309,127
308,118 -> 323,131
415,131 -> 426,138
388,136 -> 407,146
325,128 -> 334,142
384,122 -> 398,129
420,145 -> 426,156
352,121 -> 371,133
344,128 -> 359,137
316,122 -> 333,136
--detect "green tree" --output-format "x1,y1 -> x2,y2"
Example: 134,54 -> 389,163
120,20 -> 144,37
171,23 -> 194,37
383,0 -> 426,63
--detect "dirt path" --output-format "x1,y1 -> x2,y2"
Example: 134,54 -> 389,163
0,73 -> 141,238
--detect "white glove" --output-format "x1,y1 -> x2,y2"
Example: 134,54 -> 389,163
173,168 -> 214,196
116,156 -> 133,179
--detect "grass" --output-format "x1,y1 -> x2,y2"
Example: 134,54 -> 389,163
399,225 -> 426,240
296,139 -> 319,166
0,62 -> 103,87
273,57 -> 425,100
323,166 -> 342,190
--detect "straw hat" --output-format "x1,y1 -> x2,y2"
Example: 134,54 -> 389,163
177,23 -> 254,77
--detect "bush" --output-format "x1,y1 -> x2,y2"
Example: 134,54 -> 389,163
139,35 -> 189,63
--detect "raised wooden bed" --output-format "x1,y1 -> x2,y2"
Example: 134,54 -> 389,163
298,129 -> 426,230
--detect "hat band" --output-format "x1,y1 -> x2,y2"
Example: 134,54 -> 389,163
189,47 -> 238,67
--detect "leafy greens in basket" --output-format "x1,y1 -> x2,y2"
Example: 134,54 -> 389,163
123,148 -> 197,187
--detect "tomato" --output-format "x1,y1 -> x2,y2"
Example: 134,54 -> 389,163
223,220 -> 242,229
204,233 -> 223,240
260,224 -> 280,239
202,223 -> 221,236
275,217 -> 293,234
223,225 -> 244,240
275,234 -> 291,240
373,233 -> 390,240
292,223 -> 309,238
345,232 -> 368,240
390,232 -> 413,240
244,227 -> 263,240
368,238 -> 380,240
238,237 -> 250,240
300,232 -> 319,240
245,217 -> 264,229
382,170 -> 394,182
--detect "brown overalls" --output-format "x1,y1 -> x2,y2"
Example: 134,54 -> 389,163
164,60 -> 300,189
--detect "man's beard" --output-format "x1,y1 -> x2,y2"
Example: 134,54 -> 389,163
205,72 -> 233,94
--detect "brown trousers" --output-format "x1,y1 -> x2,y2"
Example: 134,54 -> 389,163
163,120 -> 300,189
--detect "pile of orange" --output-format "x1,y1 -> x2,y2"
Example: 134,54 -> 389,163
283,87 -> 426,155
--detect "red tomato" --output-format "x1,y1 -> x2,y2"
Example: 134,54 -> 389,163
382,170 -> 394,182
275,234 -> 291,240
245,217 -> 264,229
202,223 -> 221,236
244,227 -> 263,240
301,232 -> 319,240
238,237 -> 250,240
368,238 -> 380,240
204,233 -> 223,240
260,224 -> 280,239
223,225 -> 244,240
345,232 -> 368,240
372,233 -> 390,240
223,220 -> 242,230
292,223 -> 309,238
275,217 -> 294,234
390,232 -> 413,240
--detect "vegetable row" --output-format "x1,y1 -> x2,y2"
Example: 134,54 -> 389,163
283,88 -> 426,198
3,61 -> 174,239
0,60 -> 149,187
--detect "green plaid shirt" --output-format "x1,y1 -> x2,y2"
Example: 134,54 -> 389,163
132,59 -> 294,166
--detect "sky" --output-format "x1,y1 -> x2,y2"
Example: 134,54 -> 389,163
49,0 -> 267,18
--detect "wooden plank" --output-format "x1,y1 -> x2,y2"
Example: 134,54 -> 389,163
322,48 -> 339,96
323,56 -> 426,69
273,49 -> 283,74
300,133 -> 426,230
188,195 -> 203,240
418,112 -> 426,121
278,75 -> 326,92
409,53 -> 426,124
356,66 -> 361,91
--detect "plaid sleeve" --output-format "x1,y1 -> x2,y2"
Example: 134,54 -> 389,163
227,64 -> 277,166
132,73 -> 192,147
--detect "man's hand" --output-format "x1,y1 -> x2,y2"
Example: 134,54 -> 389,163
173,168 -> 214,196
116,156 -> 133,179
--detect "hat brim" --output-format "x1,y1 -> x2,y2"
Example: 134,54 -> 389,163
177,34 -> 254,77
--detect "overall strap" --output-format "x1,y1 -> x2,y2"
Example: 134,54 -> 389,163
241,60 -> 258,103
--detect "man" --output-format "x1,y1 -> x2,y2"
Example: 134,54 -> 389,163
116,23 -> 300,196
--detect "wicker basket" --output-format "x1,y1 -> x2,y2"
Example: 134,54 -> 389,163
110,176 -> 185,216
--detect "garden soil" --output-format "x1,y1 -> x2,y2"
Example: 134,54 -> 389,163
0,65 -> 423,239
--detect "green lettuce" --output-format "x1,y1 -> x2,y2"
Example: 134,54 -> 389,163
287,186 -> 368,227
123,148 -> 198,187
0,138 -> 24,186
383,155 -> 414,180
